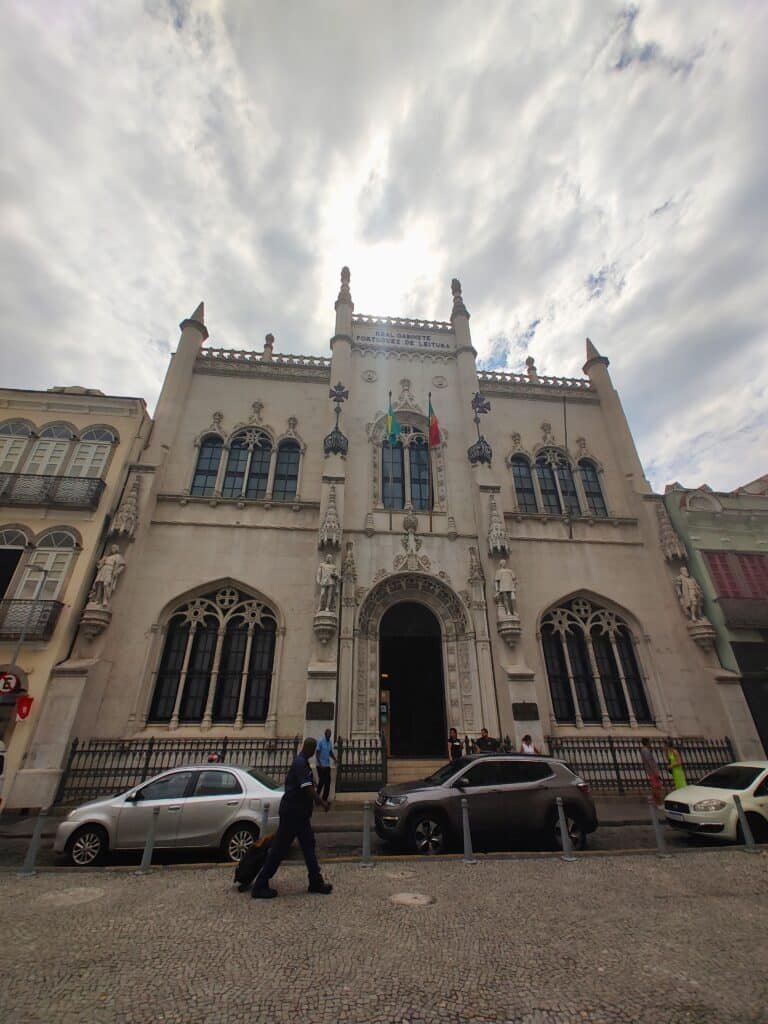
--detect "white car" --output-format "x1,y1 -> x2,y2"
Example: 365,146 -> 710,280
54,763 -> 283,866
664,761 -> 768,843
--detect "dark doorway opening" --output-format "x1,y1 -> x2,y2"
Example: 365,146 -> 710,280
379,601 -> 446,757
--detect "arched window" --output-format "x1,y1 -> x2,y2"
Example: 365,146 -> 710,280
272,441 -> 300,502
222,430 -> 272,500
541,598 -> 652,726
191,436 -> 223,496
0,527 -> 28,599
18,529 -> 78,600
579,459 -> 608,517
535,448 -> 580,517
24,425 -> 74,477
510,455 -> 538,513
0,421 -> 33,473
149,586 -> 278,727
382,440 -> 405,509
69,427 -> 116,479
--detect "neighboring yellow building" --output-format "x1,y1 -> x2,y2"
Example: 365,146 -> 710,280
0,385 -> 150,809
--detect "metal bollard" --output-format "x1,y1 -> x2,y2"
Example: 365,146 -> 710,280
733,795 -> 759,854
361,801 -> 374,867
461,797 -> 476,865
648,799 -> 672,858
136,806 -> 160,875
260,802 -> 270,839
556,797 -> 577,862
18,806 -> 50,878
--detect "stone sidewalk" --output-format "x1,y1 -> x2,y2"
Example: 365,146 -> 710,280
2,849 -> 766,1024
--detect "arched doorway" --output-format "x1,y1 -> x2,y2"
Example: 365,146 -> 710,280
379,601 -> 446,757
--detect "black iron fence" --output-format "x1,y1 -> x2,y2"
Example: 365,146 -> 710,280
55,736 -> 301,805
336,735 -> 386,792
0,599 -> 63,641
545,735 -> 734,794
0,473 -> 105,509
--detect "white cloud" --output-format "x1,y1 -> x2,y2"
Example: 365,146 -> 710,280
0,0 -> 765,491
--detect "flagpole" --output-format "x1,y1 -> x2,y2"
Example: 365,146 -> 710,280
427,391 -> 433,534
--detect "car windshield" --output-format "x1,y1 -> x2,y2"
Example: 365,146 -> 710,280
425,758 -> 471,785
697,765 -> 762,790
247,767 -> 281,790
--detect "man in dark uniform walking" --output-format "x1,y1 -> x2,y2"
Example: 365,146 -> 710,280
252,737 -> 333,899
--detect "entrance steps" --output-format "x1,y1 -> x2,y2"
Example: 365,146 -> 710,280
386,758 -> 446,785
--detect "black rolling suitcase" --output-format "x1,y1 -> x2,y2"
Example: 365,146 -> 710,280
233,833 -> 275,892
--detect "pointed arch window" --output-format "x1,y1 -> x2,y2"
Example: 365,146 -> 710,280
541,598 -> 653,727
579,459 -> 608,517
272,441 -> 300,502
0,421 -> 33,473
191,436 -> 224,496
408,436 -> 432,511
381,426 -> 433,511
535,448 -> 580,517
148,587 -> 278,727
221,430 -> 273,499
382,440 -> 405,510
510,455 -> 538,513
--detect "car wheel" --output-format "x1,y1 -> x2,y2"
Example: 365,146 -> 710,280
66,825 -> 108,867
409,812 -> 447,855
550,806 -> 588,852
221,823 -> 259,862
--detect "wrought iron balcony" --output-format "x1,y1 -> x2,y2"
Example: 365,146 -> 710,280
0,473 -> 105,509
0,599 -> 63,640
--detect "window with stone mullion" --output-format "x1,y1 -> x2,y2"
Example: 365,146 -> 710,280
556,465 -> 581,518
191,437 -> 223,496
591,630 -> 629,722
382,441 -> 405,509
179,620 -> 218,721
616,628 -> 652,723
511,457 -> 538,513
272,442 -> 300,502
409,438 -> 431,510
579,460 -> 607,517
245,444 -> 272,499
542,628 -> 575,722
535,463 -> 562,514
150,617 -> 190,722
212,622 -> 248,722
565,631 -> 602,722
243,622 -> 277,722
222,442 -> 249,498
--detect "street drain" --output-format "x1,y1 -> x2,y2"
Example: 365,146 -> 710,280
390,892 -> 434,907
39,887 -> 105,907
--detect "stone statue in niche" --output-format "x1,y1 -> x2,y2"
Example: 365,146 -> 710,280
89,545 -> 126,608
494,559 -> 517,617
316,555 -> 339,613
110,475 -> 140,540
675,566 -> 704,621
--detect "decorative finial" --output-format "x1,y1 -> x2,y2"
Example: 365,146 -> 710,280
525,355 -> 538,382
336,265 -> 353,309
450,277 -> 469,320
324,382 -> 350,457
467,392 -> 492,465
262,333 -> 274,362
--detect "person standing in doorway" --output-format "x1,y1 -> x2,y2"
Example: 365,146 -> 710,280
640,737 -> 664,808
665,739 -> 687,791
315,728 -> 336,803
251,738 -> 332,900
447,727 -> 463,762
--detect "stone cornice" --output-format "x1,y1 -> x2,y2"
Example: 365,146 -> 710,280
352,313 -> 454,334
0,393 -> 147,417
195,348 -> 330,383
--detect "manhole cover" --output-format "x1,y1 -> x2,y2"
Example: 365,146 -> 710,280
390,892 -> 434,907
384,870 -> 415,880
39,887 -> 105,907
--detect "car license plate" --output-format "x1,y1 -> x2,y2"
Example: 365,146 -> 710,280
665,810 -> 684,821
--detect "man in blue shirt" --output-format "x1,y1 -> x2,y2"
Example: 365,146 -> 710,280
252,737 -> 332,899
315,728 -> 336,803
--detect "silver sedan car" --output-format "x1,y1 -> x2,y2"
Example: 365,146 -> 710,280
54,764 -> 283,866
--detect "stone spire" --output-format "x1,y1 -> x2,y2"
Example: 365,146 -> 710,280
319,483 -> 342,550
450,278 -> 469,321
335,266 -> 353,310
583,337 -> 609,374
179,302 -> 208,341
262,333 -> 274,361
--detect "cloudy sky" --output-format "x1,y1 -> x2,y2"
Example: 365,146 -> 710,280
1,0 -> 766,492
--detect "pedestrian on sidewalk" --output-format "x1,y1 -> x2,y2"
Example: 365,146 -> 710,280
251,737 -> 332,900
447,727 -> 463,762
519,734 -> 539,755
474,727 -> 499,752
665,739 -> 687,790
640,738 -> 665,808
315,728 -> 336,803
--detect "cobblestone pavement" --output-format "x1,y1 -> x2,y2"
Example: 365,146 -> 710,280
2,850 -> 766,1024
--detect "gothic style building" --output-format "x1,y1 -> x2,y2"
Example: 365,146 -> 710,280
5,270 -> 763,807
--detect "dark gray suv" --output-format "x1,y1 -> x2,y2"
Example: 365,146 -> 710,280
374,754 -> 598,854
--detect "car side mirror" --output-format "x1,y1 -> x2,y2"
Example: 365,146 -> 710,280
126,791 -> 141,803
454,778 -> 468,789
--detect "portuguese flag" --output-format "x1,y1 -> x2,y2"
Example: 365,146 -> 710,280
428,394 -> 441,447
386,392 -> 401,444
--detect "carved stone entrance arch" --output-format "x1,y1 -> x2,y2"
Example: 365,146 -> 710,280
349,572 -> 482,741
